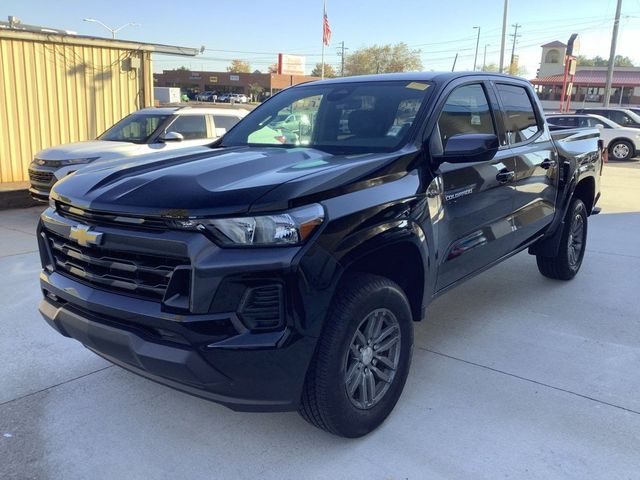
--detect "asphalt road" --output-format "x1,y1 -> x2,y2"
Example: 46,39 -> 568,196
1,161 -> 639,480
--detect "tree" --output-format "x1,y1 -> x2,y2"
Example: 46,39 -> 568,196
576,55 -> 635,67
227,59 -> 251,73
248,83 -> 264,102
343,43 -> 423,76
310,63 -> 337,78
482,63 -> 527,76
268,63 -> 278,73
176,66 -> 189,71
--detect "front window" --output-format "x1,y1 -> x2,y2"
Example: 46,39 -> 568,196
99,114 -> 168,143
166,115 -> 208,140
221,81 -> 433,154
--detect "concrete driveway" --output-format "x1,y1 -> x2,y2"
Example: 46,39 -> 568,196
2,161 -> 640,480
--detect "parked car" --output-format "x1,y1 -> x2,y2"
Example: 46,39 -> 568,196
269,112 -> 312,134
574,107 -> 640,129
195,91 -> 217,102
37,72 -> 601,437
217,93 -> 231,103
229,93 -> 248,104
547,113 -> 640,160
28,107 -> 247,201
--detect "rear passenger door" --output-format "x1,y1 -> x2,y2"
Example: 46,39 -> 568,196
431,82 -> 518,290
493,82 -> 558,248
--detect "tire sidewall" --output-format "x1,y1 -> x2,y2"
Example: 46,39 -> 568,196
562,198 -> 588,275
319,280 -> 414,437
610,140 -> 633,161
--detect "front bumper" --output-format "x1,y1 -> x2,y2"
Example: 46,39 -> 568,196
37,207 -> 337,411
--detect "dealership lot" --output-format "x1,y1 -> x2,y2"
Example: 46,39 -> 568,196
1,161 -> 640,480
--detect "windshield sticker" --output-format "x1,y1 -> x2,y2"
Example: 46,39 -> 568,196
406,82 -> 430,91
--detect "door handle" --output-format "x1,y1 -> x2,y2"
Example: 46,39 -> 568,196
540,158 -> 556,169
496,170 -> 515,183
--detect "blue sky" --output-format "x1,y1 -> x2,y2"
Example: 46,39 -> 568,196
6,0 -> 640,77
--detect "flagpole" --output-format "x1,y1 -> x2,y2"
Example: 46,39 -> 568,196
321,0 -> 326,79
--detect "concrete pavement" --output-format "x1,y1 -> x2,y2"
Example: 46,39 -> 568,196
1,162 -> 639,479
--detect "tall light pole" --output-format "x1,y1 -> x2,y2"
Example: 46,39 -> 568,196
473,26 -> 481,71
499,0 -> 509,72
482,44 -> 489,71
603,0 -> 623,107
83,18 -> 140,39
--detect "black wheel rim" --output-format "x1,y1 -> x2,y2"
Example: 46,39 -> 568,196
567,212 -> 585,267
343,308 -> 401,410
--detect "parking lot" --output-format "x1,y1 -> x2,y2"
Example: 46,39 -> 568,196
1,160 -> 639,480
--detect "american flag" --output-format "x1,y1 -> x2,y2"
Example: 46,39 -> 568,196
323,4 -> 331,46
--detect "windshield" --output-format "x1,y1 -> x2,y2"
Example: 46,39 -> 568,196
99,113 -> 169,143
221,80 -> 433,153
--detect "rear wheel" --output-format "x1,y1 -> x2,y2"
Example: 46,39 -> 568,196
536,198 -> 588,280
609,140 -> 634,161
299,273 -> 413,437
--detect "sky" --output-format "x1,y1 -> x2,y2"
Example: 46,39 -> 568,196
5,0 -> 640,77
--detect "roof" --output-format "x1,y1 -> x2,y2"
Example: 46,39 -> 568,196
541,41 -> 567,48
531,69 -> 640,87
304,71 -> 530,86
0,25 -> 198,56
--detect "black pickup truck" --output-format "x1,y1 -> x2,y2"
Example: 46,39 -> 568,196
37,72 -> 602,437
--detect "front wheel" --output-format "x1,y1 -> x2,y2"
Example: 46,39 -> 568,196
299,273 -> 413,438
536,198 -> 588,280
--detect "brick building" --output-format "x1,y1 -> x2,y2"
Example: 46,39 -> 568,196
154,69 -> 320,100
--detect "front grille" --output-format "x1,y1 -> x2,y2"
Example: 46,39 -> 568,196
57,203 -> 167,231
29,169 -> 54,185
239,285 -> 284,330
46,230 -> 188,301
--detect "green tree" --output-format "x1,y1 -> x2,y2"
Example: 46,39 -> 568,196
176,66 -> 189,71
268,63 -> 278,73
482,63 -> 527,76
576,55 -> 635,67
227,59 -> 251,73
248,83 -> 264,102
344,42 -> 423,76
310,63 -> 337,77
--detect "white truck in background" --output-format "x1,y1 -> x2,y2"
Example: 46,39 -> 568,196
154,87 -> 181,105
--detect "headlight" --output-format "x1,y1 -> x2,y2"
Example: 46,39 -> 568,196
169,204 -> 325,246
63,157 -> 100,165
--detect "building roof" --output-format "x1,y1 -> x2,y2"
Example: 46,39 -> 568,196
531,69 -> 640,87
0,23 -> 198,56
541,41 -> 567,48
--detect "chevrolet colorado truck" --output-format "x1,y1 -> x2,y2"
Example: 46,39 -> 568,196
37,73 -> 602,438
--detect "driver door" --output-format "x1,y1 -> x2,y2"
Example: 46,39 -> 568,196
431,82 -> 518,290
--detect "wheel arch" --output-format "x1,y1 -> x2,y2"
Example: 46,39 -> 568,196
573,175 -> 596,215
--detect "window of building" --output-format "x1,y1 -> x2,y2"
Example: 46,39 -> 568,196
495,83 -> 540,144
545,49 -> 560,64
437,84 -> 496,147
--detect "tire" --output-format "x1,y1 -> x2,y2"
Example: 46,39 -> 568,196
299,273 -> 414,437
536,198 -> 588,280
609,140 -> 634,161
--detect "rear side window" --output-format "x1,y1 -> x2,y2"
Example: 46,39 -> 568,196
437,84 -> 495,147
548,116 -> 576,127
495,83 -> 540,144
212,115 -> 241,134
607,110 -> 632,126
167,115 -> 208,140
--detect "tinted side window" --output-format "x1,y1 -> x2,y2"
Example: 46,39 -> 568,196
608,110 -> 631,125
167,115 -> 208,139
438,84 -> 495,147
495,83 -> 540,144
548,116 -> 575,127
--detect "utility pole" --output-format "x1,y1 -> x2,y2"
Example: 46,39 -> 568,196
509,23 -> 521,74
604,0 -> 623,107
483,44 -> 489,71
452,53 -> 458,72
473,26 -> 481,70
499,0 -> 509,72
336,41 -> 349,76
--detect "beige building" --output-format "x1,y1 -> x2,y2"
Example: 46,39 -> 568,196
0,24 -> 197,185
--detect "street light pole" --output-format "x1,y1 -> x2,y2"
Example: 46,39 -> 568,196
473,26 -> 481,71
603,0 -> 623,107
482,44 -> 489,71
499,0 -> 509,72
83,18 -> 140,38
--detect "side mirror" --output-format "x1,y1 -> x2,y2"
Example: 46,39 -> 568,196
595,123 -> 605,129
160,131 -> 184,142
441,133 -> 499,162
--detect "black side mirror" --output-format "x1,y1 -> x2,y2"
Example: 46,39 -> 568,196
442,133 -> 499,163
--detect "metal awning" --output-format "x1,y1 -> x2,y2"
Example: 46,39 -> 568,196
531,70 -> 640,88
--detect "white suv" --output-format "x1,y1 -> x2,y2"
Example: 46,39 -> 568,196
29,106 -> 247,201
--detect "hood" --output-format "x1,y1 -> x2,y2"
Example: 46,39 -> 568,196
51,146 -> 412,217
36,140 -> 143,161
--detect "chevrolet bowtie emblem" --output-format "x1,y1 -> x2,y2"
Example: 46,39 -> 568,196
69,224 -> 103,247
